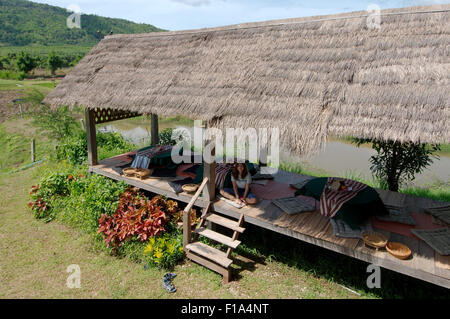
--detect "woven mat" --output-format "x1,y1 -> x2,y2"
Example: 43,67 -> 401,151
252,172 -> 275,180
376,205 -> 416,225
252,179 -> 269,186
290,178 -> 314,190
424,205 -> 450,225
330,218 -> 373,239
411,228 -> 450,255
272,197 -> 315,215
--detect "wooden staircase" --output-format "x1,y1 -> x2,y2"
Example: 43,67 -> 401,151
181,177 -> 245,283
186,209 -> 245,283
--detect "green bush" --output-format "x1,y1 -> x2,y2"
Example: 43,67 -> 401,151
143,232 -> 184,269
56,130 -> 135,166
28,171 -> 73,221
0,70 -> 25,80
58,174 -> 128,232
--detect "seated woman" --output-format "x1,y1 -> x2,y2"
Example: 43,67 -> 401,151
220,162 -> 257,206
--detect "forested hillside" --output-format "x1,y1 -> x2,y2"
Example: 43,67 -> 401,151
0,0 -> 164,46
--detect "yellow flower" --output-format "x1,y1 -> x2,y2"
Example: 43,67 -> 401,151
144,244 -> 153,254
167,244 -> 174,253
155,251 -> 163,259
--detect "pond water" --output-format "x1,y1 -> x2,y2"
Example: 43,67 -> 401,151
98,118 -> 450,188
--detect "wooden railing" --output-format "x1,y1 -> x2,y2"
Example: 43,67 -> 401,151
183,177 -> 209,249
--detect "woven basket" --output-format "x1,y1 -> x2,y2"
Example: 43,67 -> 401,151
386,242 -> 412,260
123,167 -> 137,177
135,168 -> 152,180
362,231 -> 388,250
182,184 -> 199,193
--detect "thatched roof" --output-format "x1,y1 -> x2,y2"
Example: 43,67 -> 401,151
44,5 -> 450,155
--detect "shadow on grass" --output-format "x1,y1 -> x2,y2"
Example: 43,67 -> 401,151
236,224 -> 450,299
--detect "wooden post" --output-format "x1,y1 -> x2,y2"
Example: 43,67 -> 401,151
183,178 -> 209,249
31,139 -> 35,162
80,119 -> 85,130
19,104 -> 23,118
85,108 -> 98,166
151,113 -> 159,145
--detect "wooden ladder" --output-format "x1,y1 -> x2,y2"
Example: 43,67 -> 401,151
182,178 -> 245,283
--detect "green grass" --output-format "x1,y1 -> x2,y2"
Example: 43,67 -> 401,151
0,45 -> 93,58
0,78 -> 58,93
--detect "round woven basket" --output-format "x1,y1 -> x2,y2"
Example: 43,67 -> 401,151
123,167 -> 137,177
362,231 -> 388,250
135,168 -> 152,179
182,184 -> 199,193
386,242 -> 411,260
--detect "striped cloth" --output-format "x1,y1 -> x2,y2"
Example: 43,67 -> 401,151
320,177 -> 367,218
131,145 -> 173,169
137,145 -> 172,159
130,155 -> 151,169
215,164 -> 232,189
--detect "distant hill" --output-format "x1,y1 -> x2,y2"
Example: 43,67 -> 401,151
0,0 -> 165,46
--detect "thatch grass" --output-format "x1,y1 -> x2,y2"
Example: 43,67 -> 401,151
44,5 -> 450,156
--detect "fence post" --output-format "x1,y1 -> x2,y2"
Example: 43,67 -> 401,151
31,139 -> 35,162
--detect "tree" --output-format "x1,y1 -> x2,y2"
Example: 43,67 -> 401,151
16,51 -> 37,74
353,138 -> 440,192
47,51 -> 63,75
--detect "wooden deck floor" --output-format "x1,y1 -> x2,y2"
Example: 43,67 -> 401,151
90,154 -> 450,289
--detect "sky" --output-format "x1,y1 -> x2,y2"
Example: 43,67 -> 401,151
32,0 -> 449,30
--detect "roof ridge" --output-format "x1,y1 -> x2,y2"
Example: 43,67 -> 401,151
105,6 -> 450,40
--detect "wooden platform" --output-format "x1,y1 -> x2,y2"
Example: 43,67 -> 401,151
90,155 -> 450,289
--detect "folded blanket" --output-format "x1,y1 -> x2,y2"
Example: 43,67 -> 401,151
320,178 -> 367,218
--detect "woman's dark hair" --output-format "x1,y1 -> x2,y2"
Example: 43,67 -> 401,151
232,162 -> 248,180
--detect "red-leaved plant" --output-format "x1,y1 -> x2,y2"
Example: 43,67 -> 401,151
98,188 -> 181,249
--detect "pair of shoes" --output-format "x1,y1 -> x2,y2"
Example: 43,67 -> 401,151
162,273 -> 177,293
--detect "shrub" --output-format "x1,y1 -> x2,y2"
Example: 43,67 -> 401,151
353,138 -> 441,191
32,103 -> 80,140
59,174 -> 128,232
97,190 -> 179,249
56,131 -> 87,165
16,51 -> 37,74
56,130 -> 135,166
28,172 -> 73,221
143,232 -> 184,269
0,70 -> 25,80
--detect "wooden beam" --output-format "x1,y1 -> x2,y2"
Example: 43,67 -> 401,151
183,177 -> 209,248
85,108 -> 98,166
151,114 -> 159,145
203,149 -> 216,202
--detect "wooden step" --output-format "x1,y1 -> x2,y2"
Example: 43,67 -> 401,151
205,213 -> 245,233
194,227 -> 241,249
186,242 -> 233,268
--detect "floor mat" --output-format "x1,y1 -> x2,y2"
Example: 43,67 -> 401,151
371,212 -> 446,239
